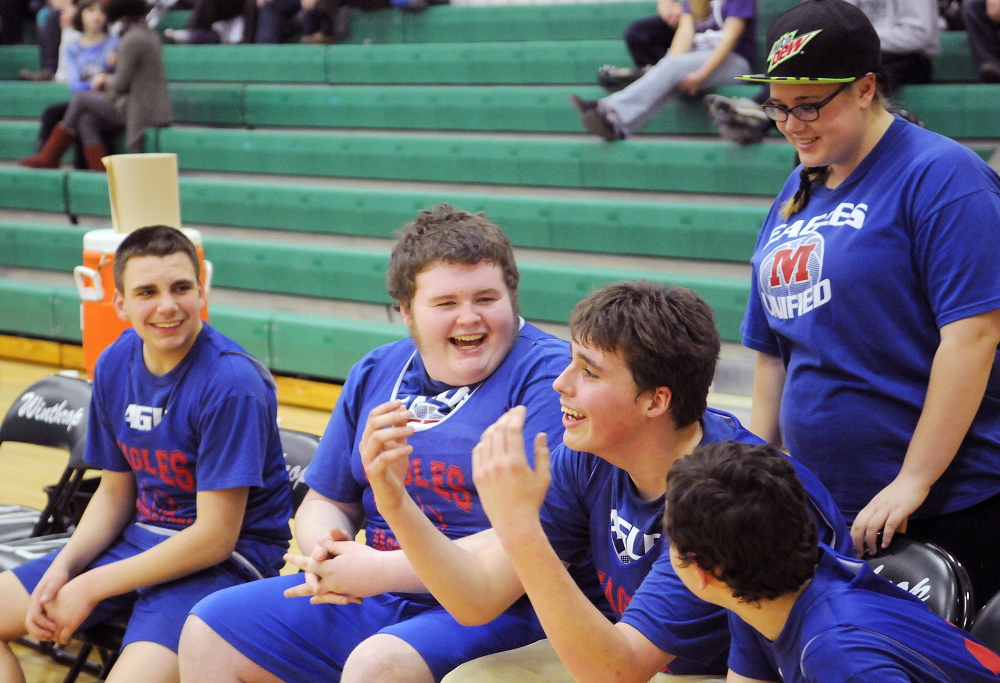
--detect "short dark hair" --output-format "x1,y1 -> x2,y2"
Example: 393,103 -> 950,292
113,225 -> 200,293
72,0 -> 105,34
569,281 -> 719,428
386,204 -> 519,312
665,441 -> 819,603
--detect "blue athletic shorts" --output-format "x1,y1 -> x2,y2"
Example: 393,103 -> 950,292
190,573 -> 545,683
12,523 -> 258,652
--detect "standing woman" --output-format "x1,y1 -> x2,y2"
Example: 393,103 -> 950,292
19,0 -> 171,171
740,0 -> 1000,608
569,0 -> 757,141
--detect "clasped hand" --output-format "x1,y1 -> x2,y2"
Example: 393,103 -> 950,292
26,568 -> 98,645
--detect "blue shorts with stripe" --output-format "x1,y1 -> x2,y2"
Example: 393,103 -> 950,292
189,573 -> 545,683
12,523 -> 259,652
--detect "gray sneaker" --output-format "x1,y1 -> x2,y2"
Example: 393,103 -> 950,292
704,94 -> 772,145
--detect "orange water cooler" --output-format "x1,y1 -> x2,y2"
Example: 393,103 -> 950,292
73,227 -> 212,378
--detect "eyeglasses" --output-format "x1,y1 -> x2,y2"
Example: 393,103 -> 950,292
762,82 -> 851,122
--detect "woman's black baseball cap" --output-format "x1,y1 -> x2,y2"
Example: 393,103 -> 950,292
738,0 -> 881,83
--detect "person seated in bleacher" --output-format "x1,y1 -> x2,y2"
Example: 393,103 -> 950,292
30,0 -> 121,169
707,0 -> 939,144
18,0 -> 171,171
178,205 -> 568,683
252,0 -> 429,45
964,0 -> 1000,82
18,0 -> 75,81
0,225 -> 294,683
356,281 -> 850,683
665,440 -> 1000,683
162,0 -> 246,44
595,0 -> 682,92
569,0 -> 756,141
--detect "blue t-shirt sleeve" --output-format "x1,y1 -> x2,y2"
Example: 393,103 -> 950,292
619,551 -> 730,666
303,351 -> 376,503
83,355 -> 131,472
195,394 -> 272,491
912,175 -> 1000,328
726,612 -> 780,681
514,339 -> 568,459
722,0 -> 755,20
539,447 -> 592,564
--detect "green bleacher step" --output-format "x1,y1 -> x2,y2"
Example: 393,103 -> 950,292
344,2 -> 657,44
0,222 -> 750,341
0,276 -> 406,379
59,170 -> 765,261
152,126 -> 796,195
0,167 -> 66,213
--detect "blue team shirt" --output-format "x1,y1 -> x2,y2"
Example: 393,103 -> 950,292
539,408 -> 850,675
65,34 -> 119,92
728,545 -> 1000,682
86,324 -> 293,576
742,117 -> 1000,519
305,321 -> 567,553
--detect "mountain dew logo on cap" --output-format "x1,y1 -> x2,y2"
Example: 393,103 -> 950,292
767,29 -> 822,72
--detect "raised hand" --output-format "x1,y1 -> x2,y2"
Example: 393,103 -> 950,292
472,406 -> 551,534
360,400 -> 414,513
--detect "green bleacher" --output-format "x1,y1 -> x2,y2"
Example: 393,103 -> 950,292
0,0 -> 995,383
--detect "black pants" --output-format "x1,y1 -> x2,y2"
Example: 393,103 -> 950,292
909,490 -> 1000,612
623,15 -> 676,68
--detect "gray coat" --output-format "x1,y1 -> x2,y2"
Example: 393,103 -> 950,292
105,23 -> 172,152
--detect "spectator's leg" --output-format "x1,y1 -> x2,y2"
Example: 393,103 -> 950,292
38,100 -> 68,152
254,0 -> 300,43
624,15 -> 675,68
602,51 -> 749,135
37,4 -> 61,72
963,0 -> 1000,79
0,0 -> 29,44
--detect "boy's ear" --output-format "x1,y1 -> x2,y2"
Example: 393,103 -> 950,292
645,386 -> 672,418
112,289 -> 129,322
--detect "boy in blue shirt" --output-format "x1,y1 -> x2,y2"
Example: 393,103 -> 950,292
666,440 -> 1000,683
179,205 -> 568,683
0,225 -> 292,683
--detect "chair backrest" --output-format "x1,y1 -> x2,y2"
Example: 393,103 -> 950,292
865,533 -> 974,630
0,374 -> 92,469
0,374 -> 95,537
971,591 -> 1000,654
278,428 -> 320,515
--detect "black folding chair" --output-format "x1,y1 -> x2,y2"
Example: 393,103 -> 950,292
864,533 -> 975,629
970,591 -> 1000,654
0,373 -> 95,544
